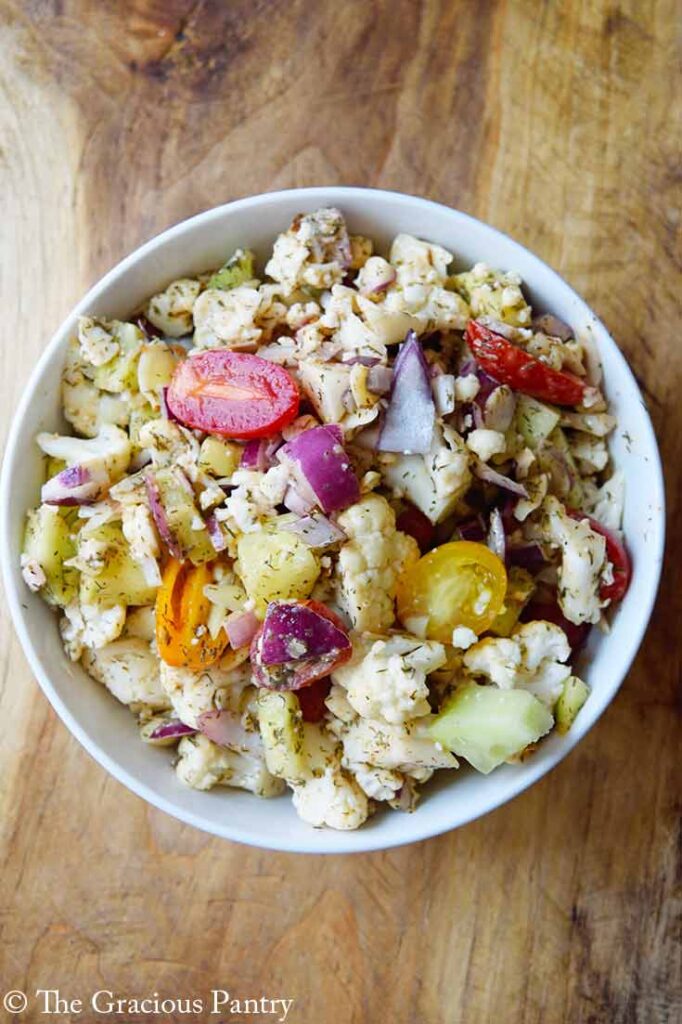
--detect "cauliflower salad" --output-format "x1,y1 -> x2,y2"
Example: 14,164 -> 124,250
21,207 -> 631,830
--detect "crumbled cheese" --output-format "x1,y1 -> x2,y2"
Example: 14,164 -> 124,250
452,626 -> 478,650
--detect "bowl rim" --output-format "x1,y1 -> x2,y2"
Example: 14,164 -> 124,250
0,186 -> 666,854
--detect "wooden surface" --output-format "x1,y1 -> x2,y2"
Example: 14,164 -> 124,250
1,2 -> 680,1022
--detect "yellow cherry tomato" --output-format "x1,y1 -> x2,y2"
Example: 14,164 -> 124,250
156,558 -> 229,669
396,541 -> 507,642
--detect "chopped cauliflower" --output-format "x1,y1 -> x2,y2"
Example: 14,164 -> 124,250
61,601 -> 126,658
265,207 -> 351,295
159,657 -> 251,729
192,286 -> 262,350
146,278 -> 201,337
83,636 -> 169,710
332,633 -> 446,724
176,733 -> 284,796
339,716 -> 458,774
77,316 -> 122,366
464,620 -> 572,707
335,494 -> 419,632
390,233 -> 453,286
37,424 -> 131,486
466,428 -> 507,462
381,423 -> 471,524
291,765 -> 369,829
542,496 -> 607,623
121,503 -> 161,586
452,626 -> 478,650
451,263 -> 531,326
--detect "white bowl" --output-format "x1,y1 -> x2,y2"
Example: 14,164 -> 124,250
0,187 -> 665,853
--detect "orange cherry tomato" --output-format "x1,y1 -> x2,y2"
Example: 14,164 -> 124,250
156,558 -> 229,669
396,541 -> 507,641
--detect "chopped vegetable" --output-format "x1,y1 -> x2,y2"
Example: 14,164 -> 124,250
277,425 -> 359,515
167,350 -> 300,439
236,529 -> 320,614
251,600 -> 351,690
379,331 -> 435,454
429,684 -> 554,773
555,676 -> 590,733
156,559 -> 229,669
207,248 -> 256,291
567,509 -> 631,604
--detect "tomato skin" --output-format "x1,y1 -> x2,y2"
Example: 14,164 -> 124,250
396,504 -> 435,552
567,510 -> 631,604
250,600 -> 352,691
297,677 -> 332,722
167,350 -> 300,439
465,320 -> 587,406
156,559 -> 229,669
396,540 -> 508,641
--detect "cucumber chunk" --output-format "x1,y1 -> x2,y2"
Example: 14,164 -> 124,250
555,675 -> 589,734
198,436 -> 242,478
207,248 -> 256,291
488,567 -> 535,637
92,322 -> 145,394
153,466 -> 215,565
79,521 -> 157,607
257,689 -> 306,782
516,395 -> 560,450
429,683 -> 554,774
23,505 -> 79,607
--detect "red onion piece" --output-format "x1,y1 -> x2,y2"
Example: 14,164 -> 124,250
258,601 -> 351,667
473,462 -> 529,498
487,507 -> 506,560
197,710 -> 263,754
144,471 -> 184,561
378,331 -> 435,454
283,484 -> 316,516
507,543 -> 546,573
278,512 -> 346,550
159,386 -> 182,423
41,464 -> 107,506
343,356 -> 381,367
366,365 -> 393,394
241,439 -> 266,471
277,425 -> 359,515
148,718 -> 196,741
455,516 -> 487,542
532,314 -> 573,341
224,608 -> 260,649
205,512 -> 229,553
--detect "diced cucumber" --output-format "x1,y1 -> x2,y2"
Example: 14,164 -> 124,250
257,689 -> 306,782
537,427 -> 583,507
79,521 -> 157,607
153,466 -> 215,565
23,505 -> 79,607
92,322 -> 145,394
555,676 -> 589,734
516,395 -> 561,450
207,248 -> 256,291
429,683 -> 554,774
488,567 -> 535,637
198,436 -> 242,478
237,529 -> 320,613
128,402 -> 158,448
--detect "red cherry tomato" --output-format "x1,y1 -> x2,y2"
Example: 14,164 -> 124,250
465,320 -> 588,407
297,677 -> 332,722
567,510 -> 631,604
520,597 -> 591,653
167,350 -> 299,439
396,504 -> 435,551
250,600 -> 352,691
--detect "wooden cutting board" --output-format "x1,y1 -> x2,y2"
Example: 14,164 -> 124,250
0,2 -> 678,1022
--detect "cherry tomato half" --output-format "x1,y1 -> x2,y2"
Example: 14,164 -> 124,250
156,558 -> 229,669
167,350 -> 300,439
297,677 -> 333,722
567,510 -> 631,604
466,320 -> 588,407
396,540 -> 507,641
251,600 -> 352,691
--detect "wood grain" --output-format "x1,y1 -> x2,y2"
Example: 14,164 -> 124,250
1,2 -> 680,1022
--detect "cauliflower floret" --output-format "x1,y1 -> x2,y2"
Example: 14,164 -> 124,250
452,626 -> 478,650
145,278 -> 201,337
82,636 -> 169,709
454,373 -> 481,403
542,496 -> 607,624
37,424 -> 131,486
381,423 -> 471,524
291,765 -> 369,830
176,734 -> 284,796
390,233 -> 453,286
63,375 -> 130,438
584,471 -> 625,532
569,435 -> 610,474
265,208 -> 351,295
356,256 -> 397,297
340,716 -> 458,774
77,316 -> 121,366
60,601 -> 126,659
192,286 -> 262,350
332,634 -> 446,724
351,764 -> 404,801
218,465 -> 289,534
121,503 -> 161,587
159,656 -> 251,729
136,419 -> 199,477
466,428 -> 506,462
463,620 -> 572,707
335,494 -> 419,632
451,263 -> 532,327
